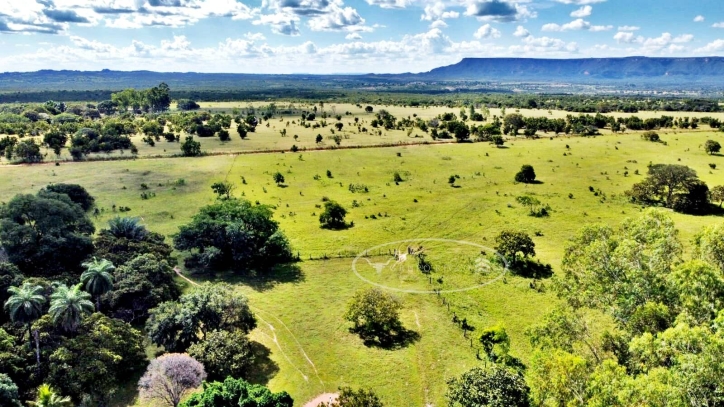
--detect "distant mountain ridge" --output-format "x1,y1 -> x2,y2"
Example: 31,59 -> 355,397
418,57 -> 724,82
0,57 -> 723,95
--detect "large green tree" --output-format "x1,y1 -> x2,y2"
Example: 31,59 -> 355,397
446,366 -> 530,407
146,283 -> 256,352
48,313 -> 146,405
180,377 -> 293,407
104,253 -> 180,324
0,191 -> 95,277
0,373 -> 22,407
187,329 -> 254,381
173,199 -> 293,272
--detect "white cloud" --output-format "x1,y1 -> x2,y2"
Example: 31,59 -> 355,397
695,39 -> 724,53
474,23 -> 501,39
253,13 -> 301,36
513,25 -> 530,37
713,22 -> 724,28
570,5 -> 591,18
618,25 -> 639,31
429,20 -> 448,29
613,31 -> 638,43
345,32 -> 362,40
0,0 -> 257,33
245,32 -> 267,41
694,15 -> 705,22
307,6 -> 370,32
614,32 -> 694,53
542,18 -> 611,32
421,2 -> 460,21
364,0 -> 412,9
510,34 -> 579,54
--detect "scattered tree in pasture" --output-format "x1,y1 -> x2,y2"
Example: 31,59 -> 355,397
641,131 -> 660,142
344,288 -> 402,341
705,139 -> 721,155
138,353 -> 207,407
514,165 -> 536,184
12,139 -> 43,163
174,199 -> 292,272
319,200 -> 348,229
177,99 -> 200,111
365,106 -> 374,113
181,136 -> 202,157
211,181 -> 234,199
43,129 -> 68,157
709,185 -> 724,208
495,230 -> 535,264
273,172 -> 285,185
318,387 -> 384,407
316,134 -> 323,143
179,377 -> 293,407
446,366 -> 530,407
627,164 -> 710,213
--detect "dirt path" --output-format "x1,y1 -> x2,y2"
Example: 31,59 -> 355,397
303,393 -> 339,407
174,267 -> 199,287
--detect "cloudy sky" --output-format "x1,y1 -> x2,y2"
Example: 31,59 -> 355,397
0,0 -> 723,73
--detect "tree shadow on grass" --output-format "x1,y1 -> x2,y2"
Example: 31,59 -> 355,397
353,327 -> 420,350
245,341 -> 280,386
191,263 -> 305,292
509,258 -> 553,279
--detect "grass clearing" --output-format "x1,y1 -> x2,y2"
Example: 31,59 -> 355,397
1,128 -> 723,406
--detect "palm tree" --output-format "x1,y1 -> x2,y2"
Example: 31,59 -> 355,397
107,216 -> 147,240
48,284 -> 94,334
4,283 -> 45,345
27,384 -> 73,407
80,257 -> 115,310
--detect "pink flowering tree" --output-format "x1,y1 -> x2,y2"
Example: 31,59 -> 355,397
138,353 -> 207,407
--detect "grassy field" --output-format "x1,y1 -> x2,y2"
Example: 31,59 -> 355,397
1,127 -> 723,406
2,104 -> 723,164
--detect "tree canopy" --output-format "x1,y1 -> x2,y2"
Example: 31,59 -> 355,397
173,199 -> 293,272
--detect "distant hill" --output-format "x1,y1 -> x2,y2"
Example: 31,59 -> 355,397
418,57 -> 724,83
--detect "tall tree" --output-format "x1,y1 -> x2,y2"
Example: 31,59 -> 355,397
4,283 -> 46,345
138,353 -> 206,407
48,284 -> 94,333
446,366 -> 530,407
0,191 -> 95,277
80,257 -> 114,310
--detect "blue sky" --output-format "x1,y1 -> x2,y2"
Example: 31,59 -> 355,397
0,0 -> 723,73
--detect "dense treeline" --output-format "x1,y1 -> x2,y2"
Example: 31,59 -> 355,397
1,88 -> 721,113
0,182 -> 297,405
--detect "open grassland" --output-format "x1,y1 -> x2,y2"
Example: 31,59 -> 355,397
1,129 -> 723,406
2,104 -> 723,164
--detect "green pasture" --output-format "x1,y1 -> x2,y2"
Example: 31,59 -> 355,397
2,105 -> 723,164
1,128 -> 723,406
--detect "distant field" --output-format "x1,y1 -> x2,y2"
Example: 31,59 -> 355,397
2,103 -> 722,164
1,127 -> 722,406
